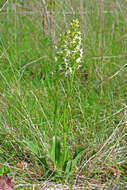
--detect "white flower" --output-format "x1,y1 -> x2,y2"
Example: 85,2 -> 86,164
59,66 -> 63,70
69,67 -> 72,74
77,31 -> 81,35
65,67 -> 72,76
64,44 -> 67,48
75,45 -> 81,51
64,58 -> 68,65
57,51 -> 63,54
80,49 -> 83,57
65,70 -> 70,76
74,35 -> 82,41
55,56 -> 58,62
77,65 -> 81,69
76,57 -> 81,63
65,49 -> 71,56
72,50 -> 77,53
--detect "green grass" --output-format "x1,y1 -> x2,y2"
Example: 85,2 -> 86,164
0,0 -> 127,189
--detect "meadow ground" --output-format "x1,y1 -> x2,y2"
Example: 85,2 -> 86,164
0,0 -> 127,189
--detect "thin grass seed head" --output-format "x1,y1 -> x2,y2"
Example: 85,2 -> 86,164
55,19 -> 83,76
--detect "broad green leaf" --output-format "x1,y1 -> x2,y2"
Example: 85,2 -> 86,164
65,160 -> 72,176
23,140 -> 38,155
73,146 -> 84,159
72,149 -> 86,170
62,147 -> 69,171
65,148 -> 85,179
55,136 -> 61,166
38,157 -> 48,168
49,136 -> 62,167
50,136 -> 56,163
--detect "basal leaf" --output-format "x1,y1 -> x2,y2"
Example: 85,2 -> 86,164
50,136 -> 62,167
23,140 -> 38,155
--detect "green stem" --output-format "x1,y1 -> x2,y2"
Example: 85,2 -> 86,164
63,69 -> 75,167
54,82 -> 58,135
63,96 -> 68,166
69,70 -> 75,96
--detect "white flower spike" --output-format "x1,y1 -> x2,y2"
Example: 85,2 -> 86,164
56,19 -> 83,76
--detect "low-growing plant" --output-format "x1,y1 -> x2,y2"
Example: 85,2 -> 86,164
45,18 -> 85,180
23,19 -> 85,181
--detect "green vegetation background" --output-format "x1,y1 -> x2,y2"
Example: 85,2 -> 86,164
0,0 -> 127,189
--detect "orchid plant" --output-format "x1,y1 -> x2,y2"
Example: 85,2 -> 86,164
25,19 -> 85,181
55,18 -> 84,167
49,19 -> 84,180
